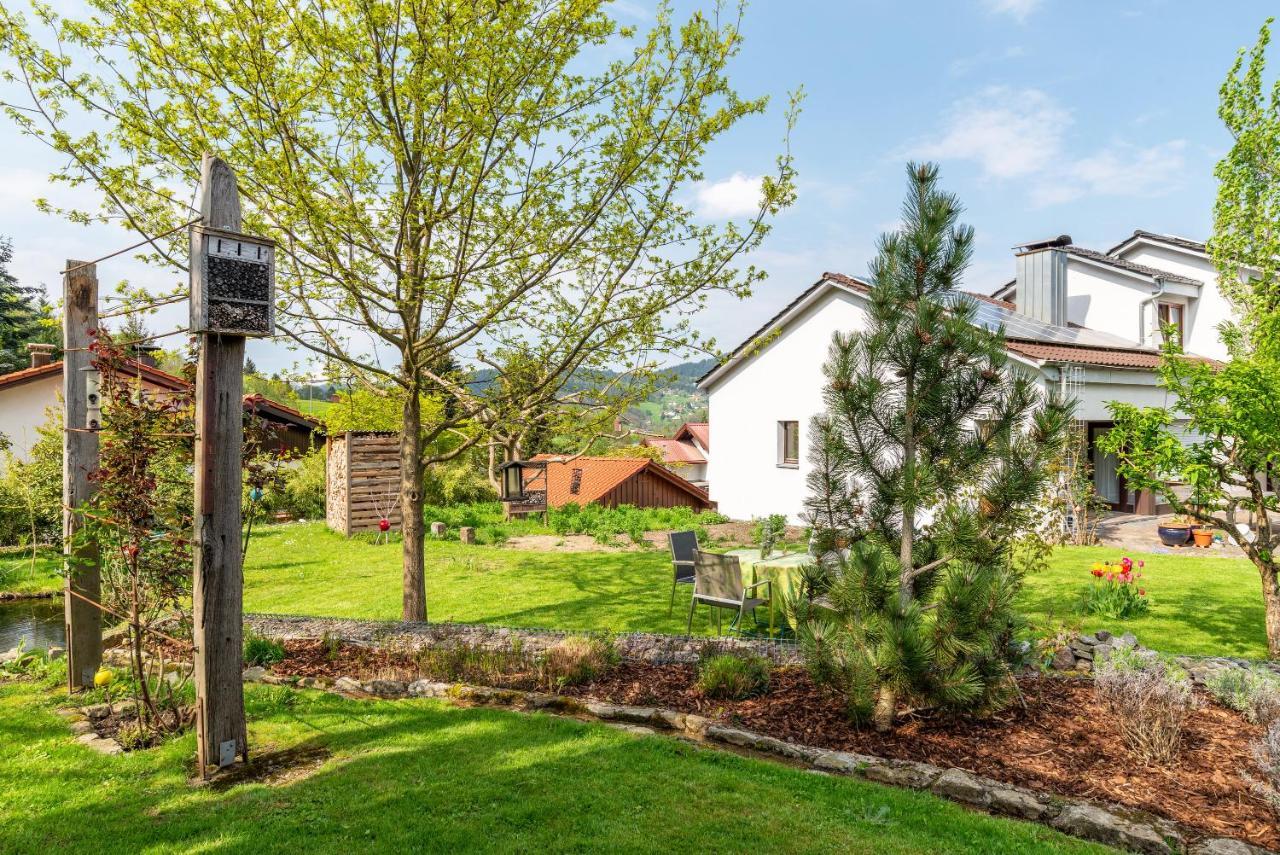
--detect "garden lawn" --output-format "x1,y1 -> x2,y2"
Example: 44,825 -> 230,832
247,525 -> 1274,660
0,675 -> 1111,854
244,523 -> 698,634
1019,545 -> 1269,660
0,548 -> 61,596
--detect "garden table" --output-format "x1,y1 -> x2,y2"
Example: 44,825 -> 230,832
723,548 -> 815,633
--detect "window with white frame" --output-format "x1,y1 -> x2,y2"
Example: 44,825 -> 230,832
778,420 -> 799,467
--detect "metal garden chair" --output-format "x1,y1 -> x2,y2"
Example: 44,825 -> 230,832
687,551 -> 772,636
667,530 -> 698,615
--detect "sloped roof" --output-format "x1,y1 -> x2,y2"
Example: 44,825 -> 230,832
673,422 -> 709,452
641,436 -> 706,465
1063,245 -> 1202,286
0,358 -> 189,392
963,291 -> 1015,309
1005,340 -> 1221,370
1107,230 -> 1207,257
529,454 -> 710,507
0,359 -> 318,431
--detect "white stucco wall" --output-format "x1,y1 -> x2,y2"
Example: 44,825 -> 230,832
1063,261 -> 1151,346
0,375 -> 60,464
1114,243 -> 1233,361
705,287 -> 869,523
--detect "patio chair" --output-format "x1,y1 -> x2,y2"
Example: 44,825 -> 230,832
667,530 -> 698,615
687,551 -> 772,636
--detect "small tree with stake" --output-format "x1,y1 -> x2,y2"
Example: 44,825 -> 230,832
799,163 -> 1071,731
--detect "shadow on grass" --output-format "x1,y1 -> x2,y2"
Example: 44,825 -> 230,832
1,684 -> 1107,855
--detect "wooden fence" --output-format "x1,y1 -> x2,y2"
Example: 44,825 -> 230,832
325,431 -> 402,536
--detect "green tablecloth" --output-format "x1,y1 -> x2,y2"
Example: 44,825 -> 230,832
724,548 -> 815,629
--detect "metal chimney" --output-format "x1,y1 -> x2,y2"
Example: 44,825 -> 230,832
1013,235 -> 1070,326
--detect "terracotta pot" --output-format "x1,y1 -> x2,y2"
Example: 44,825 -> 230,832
1156,525 -> 1192,547
1192,527 -> 1214,548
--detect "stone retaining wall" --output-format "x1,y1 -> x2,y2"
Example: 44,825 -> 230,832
239,666 -> 1274,855
245,613 -> 804,665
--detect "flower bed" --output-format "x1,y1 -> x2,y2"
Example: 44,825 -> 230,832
263,637 -> 1278,852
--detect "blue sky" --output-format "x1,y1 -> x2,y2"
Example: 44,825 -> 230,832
0,0 -> 1274,373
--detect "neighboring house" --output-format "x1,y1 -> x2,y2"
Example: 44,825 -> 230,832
699,234 -> 1225,522
640,422 -> 709,488
529,454 -> 713,511
0,344 -> 319,463
992,231 -> 1238,362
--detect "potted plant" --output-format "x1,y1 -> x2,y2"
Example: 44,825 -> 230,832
1156,515 -> 1193,547
1192,525 -> 1215,548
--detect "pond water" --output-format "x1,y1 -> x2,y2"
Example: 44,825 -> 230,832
0,599 -> 66,652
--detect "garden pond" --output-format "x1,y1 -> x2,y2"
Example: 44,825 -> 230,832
0,599 -> 64,652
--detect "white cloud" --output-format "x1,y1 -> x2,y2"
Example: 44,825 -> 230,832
907,87 -> 1187,207
910,86 -> 1068,180
695,172 -> 763,218
948,46 -> 1027,77
984,0 -> 1043,22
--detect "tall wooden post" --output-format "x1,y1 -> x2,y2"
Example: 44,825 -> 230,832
192,155 -> 248,775
63,260 -> 102,692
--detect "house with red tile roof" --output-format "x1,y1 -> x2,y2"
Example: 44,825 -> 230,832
528,454 -> 712,511
697,232 -> 1228,522
640,422 -> 709,488
0,344 -> 319,462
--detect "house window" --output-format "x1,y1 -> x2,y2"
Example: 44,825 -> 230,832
778,421 -> 799,467
1157,302 -> 1184,348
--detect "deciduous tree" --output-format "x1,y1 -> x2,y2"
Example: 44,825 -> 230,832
0,0 -> 797,620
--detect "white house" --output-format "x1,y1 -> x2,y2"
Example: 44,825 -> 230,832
699,230 -> 1229,523
992,231 -> 1236,362
640,422 -> 709,488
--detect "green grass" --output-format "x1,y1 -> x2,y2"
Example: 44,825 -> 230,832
0,548 -> 61,595
0,673 -> 1110,854
1019,545 -> 1267,660
294,398 -> 333,417
245,524 -> 1273,659
245,523 -> 701,633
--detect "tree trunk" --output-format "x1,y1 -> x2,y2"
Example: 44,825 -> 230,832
1262,562 -> 1280,659
400,386 -> 426,622
873,685 -> 896,732
899,375 -> 915,610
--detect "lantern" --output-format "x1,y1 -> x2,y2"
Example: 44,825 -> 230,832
500,461 -> 526,502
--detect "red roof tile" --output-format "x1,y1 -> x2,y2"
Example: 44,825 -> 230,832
674,422 -> 710,452
1004,340 -> 1220,370
529,455 -> 710,508
641,436 -> 706,465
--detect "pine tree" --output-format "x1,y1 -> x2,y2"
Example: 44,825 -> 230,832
800,163 -> 1072,731
0,237 -> 56,374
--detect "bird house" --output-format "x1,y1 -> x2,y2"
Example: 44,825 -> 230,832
190,225 -> 276,336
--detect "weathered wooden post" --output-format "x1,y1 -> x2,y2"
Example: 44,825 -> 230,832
63,260 -> 102,692
190,154 -> 275,776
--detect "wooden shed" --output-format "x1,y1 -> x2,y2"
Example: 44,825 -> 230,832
528,455 -> 713,511
326,431 -> 403,535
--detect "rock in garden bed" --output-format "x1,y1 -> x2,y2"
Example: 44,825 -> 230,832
266,633 -> 1277,852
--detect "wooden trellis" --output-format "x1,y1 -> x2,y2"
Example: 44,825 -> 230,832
326,431 -> 403,536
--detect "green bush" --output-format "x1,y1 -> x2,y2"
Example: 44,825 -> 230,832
0,409 -> 63,547
697,653 -> 771,700
243,632 -> 286,667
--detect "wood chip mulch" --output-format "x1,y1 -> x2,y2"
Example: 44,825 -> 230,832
269,641 -> 1278,849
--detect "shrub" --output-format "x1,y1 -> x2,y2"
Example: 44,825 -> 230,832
1080,556 -> 1150,619
1094,648 -> 1194,764
538,635 -> 617,689
1249,721 -> 1280,816
697,653 -> 771,700
753,514 -> 788,558
267,447 -> 326,520
414,642 -> 532,686
243,632 -> 285,667
1205,667 -> 1280,726
0,409 -> 63,547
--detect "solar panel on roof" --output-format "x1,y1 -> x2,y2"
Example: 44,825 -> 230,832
947,293 -> 1152,350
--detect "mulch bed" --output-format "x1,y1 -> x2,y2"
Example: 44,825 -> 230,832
273,640 -> 1278,850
